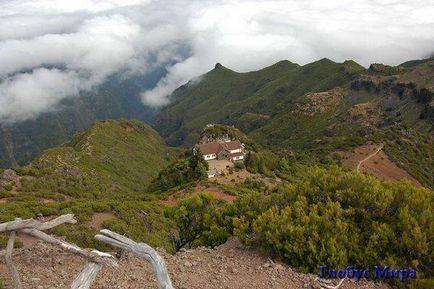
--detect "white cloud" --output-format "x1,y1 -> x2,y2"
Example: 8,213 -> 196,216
0,68 -> 87,122
0,0 -> 433,121
142,0 -> 434,106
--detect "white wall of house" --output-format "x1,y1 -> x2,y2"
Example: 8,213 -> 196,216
232,155 -> 244,161
204,153 -> 216,160
228,148 -> 242,154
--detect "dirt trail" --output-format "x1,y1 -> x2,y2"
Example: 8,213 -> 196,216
356,144 -> 384,172
87,212 -> 116,231
342,143 -> 421,186
0,239 -> 392,289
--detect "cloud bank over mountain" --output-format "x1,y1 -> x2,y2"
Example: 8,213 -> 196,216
0,0 -> 433,122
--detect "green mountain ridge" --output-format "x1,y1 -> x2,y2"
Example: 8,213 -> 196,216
1,56 -> 433,190
154,58 -> 434,188
19,119 -> 176,197
154,58 -> 366,147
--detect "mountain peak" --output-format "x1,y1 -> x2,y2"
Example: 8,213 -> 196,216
214,62 -> 223,69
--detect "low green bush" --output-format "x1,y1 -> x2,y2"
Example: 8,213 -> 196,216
165,193 -> 232,252
232,166 -> 434,276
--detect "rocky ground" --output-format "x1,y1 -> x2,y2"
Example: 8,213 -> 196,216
0,238 -> 391,289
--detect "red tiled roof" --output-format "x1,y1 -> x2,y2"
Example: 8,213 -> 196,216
197,142 -> 222,155
222,140 -> 242,151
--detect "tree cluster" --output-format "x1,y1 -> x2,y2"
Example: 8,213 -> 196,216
148,150 -> 209,192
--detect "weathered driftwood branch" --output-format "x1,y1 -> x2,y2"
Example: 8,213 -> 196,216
95,229 -> 174,289
1,214 -> 117,289
0,214 -> 78,257
315,277 -> 346,289
20,228 -> 116,267
0,214 -> 77,232
70,262 -> 103,289
5,231 -> 23,289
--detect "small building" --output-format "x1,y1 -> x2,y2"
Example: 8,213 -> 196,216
196,140 -> 244,162
222,140 -> 242,154
197,142 -> 224,160
228,151 -> 244,161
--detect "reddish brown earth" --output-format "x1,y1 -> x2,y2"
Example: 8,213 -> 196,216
87,212 -> 117,231
0,238 -> 391,289
193,186 -> 236,203
16,232 -> 39,248
160,184 -> 236,207
341,144 -> 421,186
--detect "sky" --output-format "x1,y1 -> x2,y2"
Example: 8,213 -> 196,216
0,0 -> 433,123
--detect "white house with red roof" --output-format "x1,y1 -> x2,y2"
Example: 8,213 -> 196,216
196,140 -> 244,162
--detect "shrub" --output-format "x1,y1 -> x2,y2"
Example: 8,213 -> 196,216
234,162 -> 245,171
165,193 -> 231,252
232,166 -> 434,275
148,150 -> 208,192
414,88 -> 433,104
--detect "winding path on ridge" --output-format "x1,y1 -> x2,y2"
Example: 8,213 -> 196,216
356,143 -> 384,172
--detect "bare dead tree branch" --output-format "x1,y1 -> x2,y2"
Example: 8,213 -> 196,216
0,214 -> 116,289
0,214 -> 77,232
95,229 -> 174,289
315,277 -> 346,289
70,262 -> 103,289
20,228 -> 116,267
5,230 -> 23,289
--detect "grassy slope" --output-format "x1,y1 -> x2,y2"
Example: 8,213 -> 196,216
397,59 -> 434,88
23,119 -> 176,195
249,89 -> 376,150
0,119 -> 177,250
